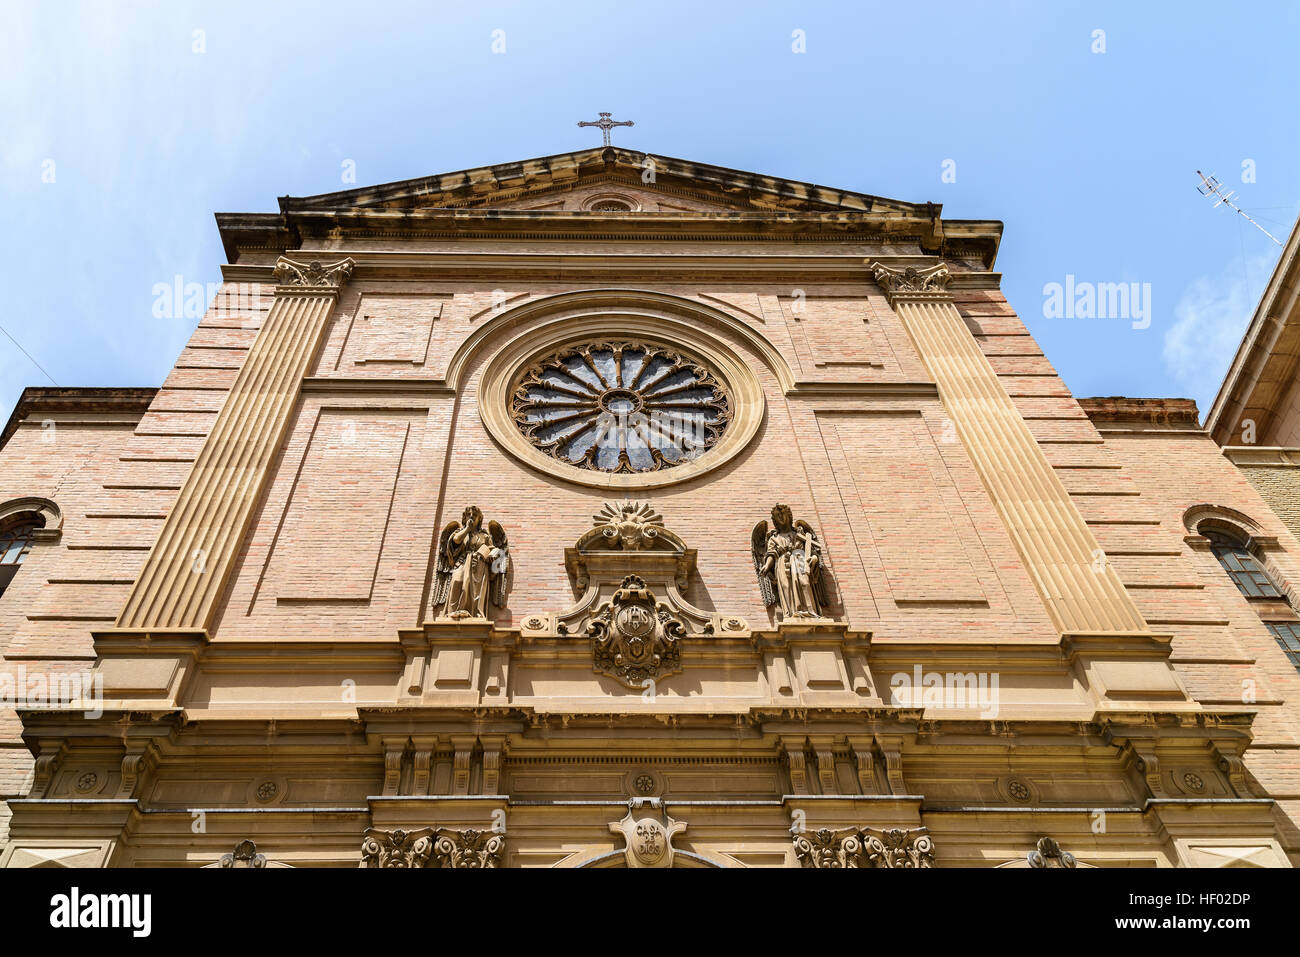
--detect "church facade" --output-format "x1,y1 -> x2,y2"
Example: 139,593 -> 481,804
1,147 -> 1297,868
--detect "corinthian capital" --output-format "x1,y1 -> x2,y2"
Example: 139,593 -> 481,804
273,256 -> 355,294
868,260 -> 952,304
794,825 -> 935,868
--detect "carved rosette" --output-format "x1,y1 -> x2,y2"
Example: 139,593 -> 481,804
868,261 -> 952,305
794,826 -> 935,868
431,828 -> 505,869
360,827 -> 434,868
588,574 -> 686,687
273,256 -> 355,296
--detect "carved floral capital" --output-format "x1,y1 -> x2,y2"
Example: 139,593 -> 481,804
793,825 -> 934,868
360,827 -> 434,868
273,256 -> 355,294
432,828 -> 505,869
360,826 -> 504,868
867,261 -> 952,304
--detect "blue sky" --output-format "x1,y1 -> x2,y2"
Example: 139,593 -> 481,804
2,0 -> 1297,425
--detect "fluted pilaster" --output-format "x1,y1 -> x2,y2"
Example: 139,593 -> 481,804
116,257 -> 354,630
870,261 -> 1148,635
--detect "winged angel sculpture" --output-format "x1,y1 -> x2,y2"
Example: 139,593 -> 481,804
432,506 -> 510,619
751,504 -> 828,619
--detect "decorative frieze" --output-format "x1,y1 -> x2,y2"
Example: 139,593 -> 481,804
793,825 -> 935,868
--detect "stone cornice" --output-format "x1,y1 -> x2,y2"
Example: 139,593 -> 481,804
1222,445 -> 1300,467
277,147 -> 921,215
222,253 -> 1003,287
0,386 -> 157,452
1077,396 -> 1201,429
218,210 -> 1001,269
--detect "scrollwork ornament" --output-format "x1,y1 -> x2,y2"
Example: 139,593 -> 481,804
431,828 -> 504,869
360,827 -> 434,868
867,261 -> 952,303
793,828 -> 863,868
794,825 -> 934,868
1027,836 -> 1077,869
588,574 -> 686,687
220,839 -> 267,869
273,256 -> 354,291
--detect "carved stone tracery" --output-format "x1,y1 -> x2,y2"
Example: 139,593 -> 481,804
511,339 -> 731,474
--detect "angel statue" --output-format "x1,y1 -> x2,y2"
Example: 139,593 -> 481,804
751,504 -> 829,620
432,506 -> 510,619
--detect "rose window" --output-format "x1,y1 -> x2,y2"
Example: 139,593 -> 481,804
512,341 -> 732,473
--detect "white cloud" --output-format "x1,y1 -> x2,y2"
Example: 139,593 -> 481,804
1163,254 -> 1275,409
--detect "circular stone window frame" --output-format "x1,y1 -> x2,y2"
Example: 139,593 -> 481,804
580,192 -> 642,213
479,312 -> 765,490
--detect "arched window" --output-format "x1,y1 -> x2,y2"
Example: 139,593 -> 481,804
0,518 -> 42,598
1205,530 -> 1283,598
1203,527 -> 1300,672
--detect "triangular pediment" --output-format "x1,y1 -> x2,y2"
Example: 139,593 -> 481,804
279,147 -> 928,217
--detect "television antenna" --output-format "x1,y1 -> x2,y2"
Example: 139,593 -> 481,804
1196,171 -> 1283,246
